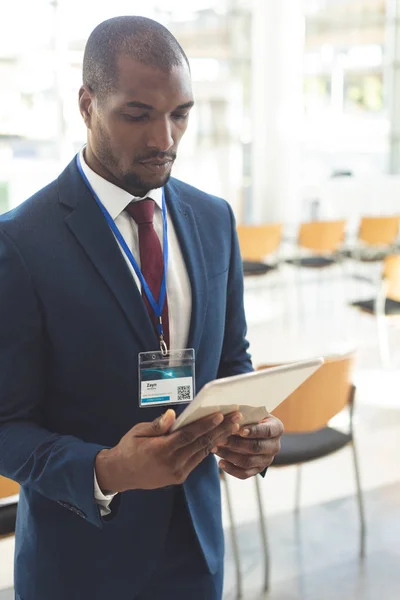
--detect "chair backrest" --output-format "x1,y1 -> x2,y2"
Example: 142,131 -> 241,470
358,216 -> 400,246
257,353 -> 355,432
0,475 -> 19,500
237,224 -> 282,261
383,254 -> 400,302
298,220 -> 346,253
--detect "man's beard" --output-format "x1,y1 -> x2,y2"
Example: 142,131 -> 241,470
96,127 -> 174,196
119,166 -> 172,195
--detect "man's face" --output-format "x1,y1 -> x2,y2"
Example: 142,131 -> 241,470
80,55 -> 194,196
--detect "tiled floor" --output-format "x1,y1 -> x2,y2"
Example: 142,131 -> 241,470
223,481 -> 400,599
221,262 -> 400,598
1,260 -> 399,599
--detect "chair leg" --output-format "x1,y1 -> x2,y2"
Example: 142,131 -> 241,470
350,440 -> 366,558
375,282 -> 391,369
222,472 -> 243,599
376,315 -> 391,368
340,259 -> 348,304
294,259 -> 305,324
254,475 -> 270,592
295,465 -> 302,515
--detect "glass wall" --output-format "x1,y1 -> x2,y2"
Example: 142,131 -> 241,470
303,0 -> 388,183
0,0 -> 252,215
0,0 -> 396,218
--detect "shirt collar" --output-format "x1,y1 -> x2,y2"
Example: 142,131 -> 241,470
79,148 -> 163,220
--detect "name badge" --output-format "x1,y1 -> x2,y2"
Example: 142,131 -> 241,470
138,349 -> 195,408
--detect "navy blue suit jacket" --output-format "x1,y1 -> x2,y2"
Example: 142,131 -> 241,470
0,157 -> 252,600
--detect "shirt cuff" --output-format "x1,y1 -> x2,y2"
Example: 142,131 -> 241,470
94,469 -> 118,517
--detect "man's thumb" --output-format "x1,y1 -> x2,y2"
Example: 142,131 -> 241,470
134,409 -> 176,437
156,409 -> 176,433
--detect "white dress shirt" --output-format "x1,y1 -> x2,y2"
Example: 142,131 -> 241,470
79,150 -> 192,515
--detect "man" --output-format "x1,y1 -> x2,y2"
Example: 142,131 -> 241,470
0,16 -> 283,600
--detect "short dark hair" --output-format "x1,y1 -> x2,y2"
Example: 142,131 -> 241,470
83,16 -> 189,99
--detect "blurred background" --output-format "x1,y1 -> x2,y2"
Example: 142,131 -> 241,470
0,1 -> 400,599
1,0 -> 398,221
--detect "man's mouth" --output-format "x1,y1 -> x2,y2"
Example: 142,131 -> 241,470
138,156 -> 174,173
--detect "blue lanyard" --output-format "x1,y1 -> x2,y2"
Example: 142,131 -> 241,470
76,155 -> 169,350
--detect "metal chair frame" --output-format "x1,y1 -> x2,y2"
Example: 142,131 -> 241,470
220,358 -> 366,597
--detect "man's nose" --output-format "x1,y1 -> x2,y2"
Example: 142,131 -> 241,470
145,117 -> 174,152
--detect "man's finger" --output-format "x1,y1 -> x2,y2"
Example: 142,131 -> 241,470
238,416 -> 284,440
219,460 -> 262,480
171,411 -> 242,450
173,422 -> 241,481
133,409 -> 177,437
214,447 -> 272,470
216,435 -> 281,456
183,443 -> 219,477
175,419 -> 241,464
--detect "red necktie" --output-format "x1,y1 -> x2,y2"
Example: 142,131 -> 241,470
126,199 -> 170,349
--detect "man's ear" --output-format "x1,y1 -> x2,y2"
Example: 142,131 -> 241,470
79,85 -> 94,128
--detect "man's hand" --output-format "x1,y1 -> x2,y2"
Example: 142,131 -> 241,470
95,409 -> 242,493
213,415 -> 284,480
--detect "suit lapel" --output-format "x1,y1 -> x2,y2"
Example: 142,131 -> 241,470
59,158 -> 157,351
165,181 -> 208,352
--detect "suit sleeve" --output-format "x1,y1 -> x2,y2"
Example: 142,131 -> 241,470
0,228 -> 108,528
217,202 -> 253,379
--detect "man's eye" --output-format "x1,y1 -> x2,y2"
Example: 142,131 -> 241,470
123,114 -> 148,122
172,113 -> 189,121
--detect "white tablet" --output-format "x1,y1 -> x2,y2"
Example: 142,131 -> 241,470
170,357 -> 324,431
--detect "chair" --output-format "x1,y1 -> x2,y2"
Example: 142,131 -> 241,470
237,224 -> 282,277
348,216 -> 400,262
0,475 -> 19,540
285,221 -> 347,316
350,254 -> 400,366
286,220 -> 346,269
255,353 -> 365,592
